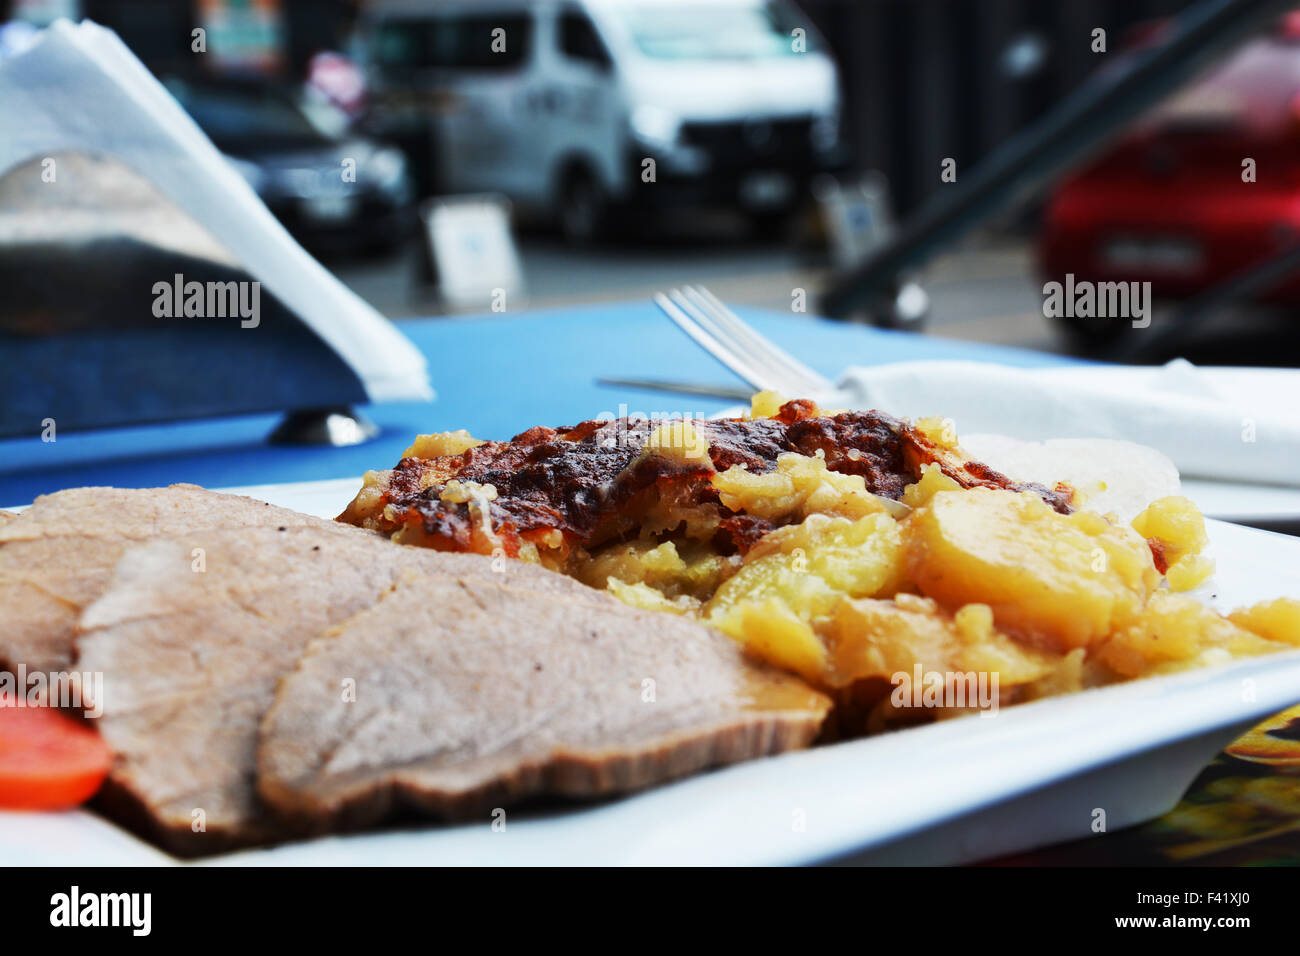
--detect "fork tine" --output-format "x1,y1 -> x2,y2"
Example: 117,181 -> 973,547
654,292 -> 772,392
670,290 -> 821,398
669,287 -> 805,395
674,287 -> 797,393
687,286 -> 834,394
658,287 -> 838,397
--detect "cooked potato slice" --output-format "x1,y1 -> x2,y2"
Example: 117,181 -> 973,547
904,488 -> 1158,651
716,598 -> 827,683
703,513 -> 904,682
706,513 -> 903,627
827,595 -> 1054,690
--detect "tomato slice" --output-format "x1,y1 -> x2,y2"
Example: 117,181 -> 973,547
0,707 -> 111,810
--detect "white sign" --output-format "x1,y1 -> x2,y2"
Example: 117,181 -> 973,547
422,195 -> 524,311
813,172 -> 894,272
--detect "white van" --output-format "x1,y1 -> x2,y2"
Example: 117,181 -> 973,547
360,0 -> 845,241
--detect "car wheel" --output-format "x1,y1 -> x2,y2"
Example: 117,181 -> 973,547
855,282 -> 930,332
558,168 -> 609,244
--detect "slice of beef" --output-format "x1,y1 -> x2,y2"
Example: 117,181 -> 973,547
0,485 -> 345,674
256,571 -> 831,832
75,524 -> 611,856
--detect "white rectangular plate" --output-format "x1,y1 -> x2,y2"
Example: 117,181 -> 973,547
3,478 -> 1299,866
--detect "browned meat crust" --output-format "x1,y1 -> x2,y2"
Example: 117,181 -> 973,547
341,401 -> 1073,558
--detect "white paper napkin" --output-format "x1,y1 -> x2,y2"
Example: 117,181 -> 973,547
0,19 -> 432,404
836,359 -> 1300,487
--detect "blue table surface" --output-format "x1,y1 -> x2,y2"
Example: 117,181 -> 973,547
0,302 -> 1075,506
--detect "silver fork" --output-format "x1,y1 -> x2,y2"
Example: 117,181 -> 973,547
654,286 -> 836,398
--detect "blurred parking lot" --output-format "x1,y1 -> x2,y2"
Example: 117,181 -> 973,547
330,228 -> 1061,350
331,226 -> 1300,367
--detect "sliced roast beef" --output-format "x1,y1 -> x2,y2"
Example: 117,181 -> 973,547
256,571 -> 831,832
76,524 -> 613,856
0,485 -> 342,674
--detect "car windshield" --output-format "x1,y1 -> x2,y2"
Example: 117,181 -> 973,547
373,15 -> 532,71
614,1 -> 820,60
166,79 -> 337,149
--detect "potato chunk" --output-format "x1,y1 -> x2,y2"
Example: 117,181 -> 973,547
1097,591 -> 1284,678
904,488 -> 1158,651
719,599 -> 827,683
707,513 -> 903,625
1131,494 -> 1215,590
901,462 -> 962,509
749,389 -> 788,420
703,513 -> 904,682
712,452 -> 896,523
604,578 -> 698,616
827,594 -> 1053,690
1229,599 -> 1300,646
402,430 -> 483,459
1131,494 -> 1209,565
1165,553 -> 1215,591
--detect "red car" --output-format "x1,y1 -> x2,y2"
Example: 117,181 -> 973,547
1040,14 -> 1300,342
